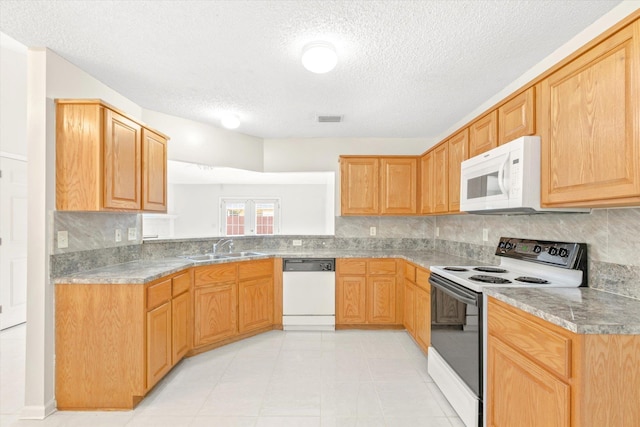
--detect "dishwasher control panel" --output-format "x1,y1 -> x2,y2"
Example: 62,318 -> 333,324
283,258 -> 335,272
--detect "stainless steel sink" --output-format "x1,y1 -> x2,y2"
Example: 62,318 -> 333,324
181,251 -> 265,262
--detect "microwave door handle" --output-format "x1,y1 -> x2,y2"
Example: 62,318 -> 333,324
497,155 -> 509,195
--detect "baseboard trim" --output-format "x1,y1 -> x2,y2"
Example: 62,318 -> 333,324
20,399 -> 57,419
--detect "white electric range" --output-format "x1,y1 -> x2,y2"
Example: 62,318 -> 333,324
428,237 -> 587,427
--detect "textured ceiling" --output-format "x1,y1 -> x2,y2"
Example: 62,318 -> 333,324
0,0 -> 623,139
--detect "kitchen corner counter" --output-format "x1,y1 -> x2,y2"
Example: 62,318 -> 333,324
53,258 -> 193,284
485,287 -> 640,335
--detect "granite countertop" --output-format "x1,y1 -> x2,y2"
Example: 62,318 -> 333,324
53,249 -> 478,285
485,287 -> 640,335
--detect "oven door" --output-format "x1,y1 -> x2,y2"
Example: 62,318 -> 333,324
429,273 -> 483,398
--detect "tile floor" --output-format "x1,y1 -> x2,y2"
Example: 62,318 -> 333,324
1,326 -> 464,426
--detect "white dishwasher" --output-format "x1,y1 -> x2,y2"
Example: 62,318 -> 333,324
282,258 -> 336,331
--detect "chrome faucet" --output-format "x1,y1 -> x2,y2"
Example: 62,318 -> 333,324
213,238 -> 234,254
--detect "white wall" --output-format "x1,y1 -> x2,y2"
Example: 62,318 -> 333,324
0,33 -> 27,156
167,182 -> 332,237
142,109 -> 264,171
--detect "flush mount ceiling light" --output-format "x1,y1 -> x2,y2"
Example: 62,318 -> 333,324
301,42 -> 337,74
220,113 -> 240,129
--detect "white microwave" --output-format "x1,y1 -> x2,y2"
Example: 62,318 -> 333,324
459,136 -> 589,214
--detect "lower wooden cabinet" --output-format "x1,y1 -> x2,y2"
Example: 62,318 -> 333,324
403,262 -> 431,354
487,297 -> 640,427
193,259 -> 274,351
55,268 -> 193,410
146,302 -> 172,389
336,259 -> 402,327
194,282 -> 237,346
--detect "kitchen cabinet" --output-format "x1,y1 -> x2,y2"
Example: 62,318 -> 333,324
487,297 -> 640,427
336,258 -> 402,326
55,268 -> 192,410
340,157 -> 379,215
403,262 -> 430,354
380,157 -> 418,215
194,259 -> 274,351
55,99 -> 169,212
432,143 -> 449,213
498,87 -> 536,145
540,21 -> 640,208
447,129 -> 469,212
469,110 -> 498,158
340,156 -> 418,215
419,151 -> 435,213
171,290 -> 191,363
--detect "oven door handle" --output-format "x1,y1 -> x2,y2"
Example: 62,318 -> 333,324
429,274 -> 479,306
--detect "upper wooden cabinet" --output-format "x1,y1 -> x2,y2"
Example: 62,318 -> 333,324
380,157 -> 418,215
340,156 -> 417,216
419,151 -> 435,214
56,99 -> 169,212
340,157 -> 379,215
447,129 -> 469,212
432,143 -> 449,213
498,87 -> 536,145
469,110 -> 498,157
540,21 -> 640,207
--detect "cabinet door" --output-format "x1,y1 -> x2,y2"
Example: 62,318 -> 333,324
340,157 -> 380,215
336,276 -> 367,324
367,276 -> 396,324
146,302 -> 172,389
469,110 -> 498,157
433,287 -> 466,325
487,335 -> 570,427
498,87 -> 535,145
380,157 -> 417,215
414,287 -> 431,351
419,151 -> 434,213
238,277 -> 273,333
403,281 -> 415,334
433,143 -> 449,213
540,23 -> 640,206
447,129 -> 469,212
194,282 -> 237,347
103,109 -> 142,210
142,129 -> 167,212
172,291 -> 191,364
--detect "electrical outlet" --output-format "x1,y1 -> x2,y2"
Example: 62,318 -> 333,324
483,228 -> 489,242
57,230 -> 69,249
128,227 -> 137,241
115,229 -> 122,242
292,239 -> 302,246
370,226 -> 377,236
436,227 -> 440,237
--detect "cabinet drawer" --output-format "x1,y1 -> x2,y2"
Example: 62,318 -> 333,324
338,259 -> 366,275
404,262 -> 416,282
488,299 -> 572,379
238,259 -> 273,280
195,263 -> 237,287
415,268 -> 430,292
172,271 -> 191,296
368,259 -> 396,275
147,278 -> 172,310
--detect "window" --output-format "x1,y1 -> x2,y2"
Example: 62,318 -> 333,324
221,199 -> 280,236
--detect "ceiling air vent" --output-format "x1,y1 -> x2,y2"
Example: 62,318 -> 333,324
317,115 -> 343,123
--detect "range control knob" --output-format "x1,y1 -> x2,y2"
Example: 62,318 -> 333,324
533,245 -> 542,254
559,248 -> 569,258
549,247 -> 558,256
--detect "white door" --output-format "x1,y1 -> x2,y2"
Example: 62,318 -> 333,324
0,156 -> 27,330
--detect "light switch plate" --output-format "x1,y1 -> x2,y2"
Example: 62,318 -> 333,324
370,226 -> 377,236
115,229 -> 122,242
128,228 -> 137,241
483,228 -> 489,242
292,239 -> 302,246
57,231 -> 69,249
